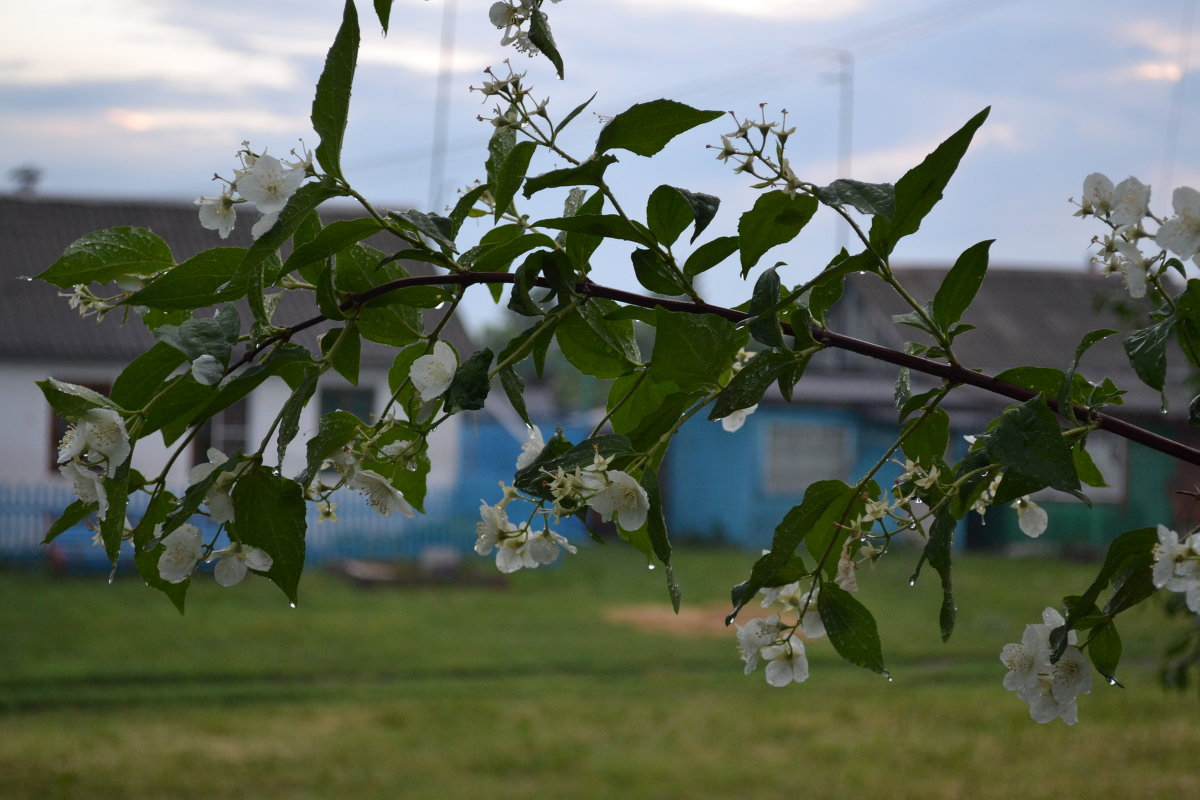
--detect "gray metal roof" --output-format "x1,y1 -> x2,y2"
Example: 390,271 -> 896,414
0,195 -> 471,366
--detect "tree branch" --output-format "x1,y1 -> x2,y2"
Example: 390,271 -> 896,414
233,271 -> 1200,468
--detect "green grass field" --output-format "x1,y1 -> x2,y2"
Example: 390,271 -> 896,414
1,544 -> 1198,799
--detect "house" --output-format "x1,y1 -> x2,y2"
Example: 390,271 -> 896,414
662,267 -> 1200,552
0,193 -> 535,565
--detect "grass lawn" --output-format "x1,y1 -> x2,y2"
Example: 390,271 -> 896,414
1,543 -> 1197,799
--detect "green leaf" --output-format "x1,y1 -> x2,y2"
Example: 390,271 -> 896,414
814,179 -> 895,218
240,179 -> 350,326
42,500 -> 96,544
534,213 -> 652,245
523,154 -> 618,198
1060,328 -> 1118,422
901,407 -> 950,468
607,371 -> 675,435
562,190 -> 605,270
446,348 -> 494,412
705,350 -> 792,422
469,231 -> 557,274
389,209 -> 457,252
554,93 -> 595,137
738,191 -> 818,277
819,584 -> 887,675
498,365 -> 531,426
1087,621 -> 1123,686
649,308 -> 743,392
320,324 -> 361,385
986,395 -> 1082,497
283,218 -> 383,275
595,100 -> 722,157
135,545 -> 190,614
527,8 -> 564,79
277,371 -> 319,467
513,434 -> 634,500
557,299 -> 640,378
447,183 -> 491,236
912,511 -> 958,641
153,305 -> 240,366
1124,317 -> 1175,394
868,107 -> 990,256
748,266 -> 784,347
37,378 -> 119,421
683,235 -> 739,277
301,409 -> 362,489
111,342 -> 187,416
728,480 -> 856,620
231,466 -> 308,605
124,248 -> 246,310
37,227 -> 174,288
373,0 -> 393,33
646,185 -> 720,247
931,239 -> 992,331
631,248 -> 688,296
493,140 -> 537,222
641,468 -> 680,612
312,0 -> 360,184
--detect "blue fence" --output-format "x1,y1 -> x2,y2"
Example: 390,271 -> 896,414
0,482 -> 503,572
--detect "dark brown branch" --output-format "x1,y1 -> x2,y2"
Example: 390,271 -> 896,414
234,271 -> 1200,468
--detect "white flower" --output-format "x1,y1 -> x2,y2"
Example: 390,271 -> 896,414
582,469 -> 649,531
515,425 -> 545,470
526,526 -> 577,565
760,582 -> 825,638
57,407 -> 130,478
1111,176 -> 1151,231
209,542 -> 273,587
195,190 -> 237,238
495,526 -> 537,573
836,542 -> 859,592
157,524 -> 204,584
59,462 -> 108,517
1080,172 -> 1114,217
476,500 -> 510,555
347,469 -> 414,517
735,615 -> 781,674
1110,237 -> 1149,299
190,354 -> 224,386
1011,497 -> 1048,538
719,404 -> 758,433
410,341 -> 458,402
187,449 -> 245,525
999,607 -> 1091,725
250,210 -> 281,240
234,154 -> 305,215
1156,186 -> 1200,260
761,636 -> 810,687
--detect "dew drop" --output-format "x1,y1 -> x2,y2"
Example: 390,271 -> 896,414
884,671 -> 894,682
1106,676 -> 1121,687
107,565 -> 117,585
1161,406 -> 1169,415
289,602 -> 297,609
908,577 -> 917,587
912,499 -> 923,505
908,523 -> 917,530
647,563 -> 656,570
18,275 -> 34,282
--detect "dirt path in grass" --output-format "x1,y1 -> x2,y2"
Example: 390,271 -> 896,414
602,604 -> 779,638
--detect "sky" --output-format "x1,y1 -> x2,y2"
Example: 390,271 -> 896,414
2,0 -> 1198,333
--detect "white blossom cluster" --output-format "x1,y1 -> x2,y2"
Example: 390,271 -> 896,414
1152,524 -> 1200,612
57,408 -> 130,520
488,0 -> 562,55
1078,172 -> 1200,299
195,143 -> 312,240
156,523 -> 273,587
735,580 -> 841,688
999,607 -> 1092,724
472,428 -> 652,574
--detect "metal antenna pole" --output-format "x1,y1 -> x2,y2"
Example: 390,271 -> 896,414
428,0 -> 458,212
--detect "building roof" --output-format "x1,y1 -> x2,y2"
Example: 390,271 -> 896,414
804,266 -> 1178,415
0,194 -> 471,366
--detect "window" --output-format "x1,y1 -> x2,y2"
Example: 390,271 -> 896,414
765,423 -> 852,494
194,398 -> 250,459
320,387 -> 376,422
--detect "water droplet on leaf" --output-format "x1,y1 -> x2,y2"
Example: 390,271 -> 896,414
647,563 -> 656,570
908,577 -> 917,587
289,602 -> 297,609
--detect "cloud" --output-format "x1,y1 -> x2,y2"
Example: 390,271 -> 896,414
0,0 -> 298,93
610,0 -> 868,21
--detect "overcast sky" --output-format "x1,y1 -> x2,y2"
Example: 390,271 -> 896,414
3,0 -> 1197,331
